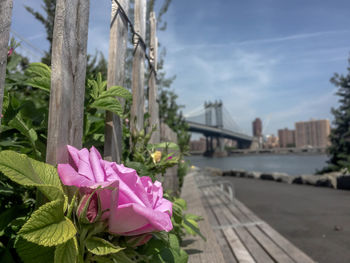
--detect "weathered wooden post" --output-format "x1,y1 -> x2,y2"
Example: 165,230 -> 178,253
104,0 -> 129,163
46,0 -> 90,165
148,11 -> 160,143
130,0 -> 146,135
0,0 -> 13,128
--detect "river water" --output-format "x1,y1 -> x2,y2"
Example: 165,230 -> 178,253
186,154 -> 329,176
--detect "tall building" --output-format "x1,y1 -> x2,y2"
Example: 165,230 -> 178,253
295,119 -> 330,148
278,128 -> 296,148
252,118 -> 262,137
264,134 -> 279,148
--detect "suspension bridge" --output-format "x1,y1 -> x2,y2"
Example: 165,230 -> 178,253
184,101 -> 253,155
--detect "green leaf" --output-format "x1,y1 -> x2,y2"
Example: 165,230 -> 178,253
174,198 -> 187,210
29,158 -> 63,192
168,234 -> 180,251
19,200 -> 76,247
147,142 -> 180,151
0,151 -> 65,201
110,251 -> 135,263
184,213 -> 203,221
15,237 -> 55,263
9,113 -> 38,147
90,97 -> 123,116
0,150 -> 42,185
54,237 -> 78,263
24,62 -> 51,92
85,237 -> 124,256
99,86 -> 132,100
183,219 -> 206,241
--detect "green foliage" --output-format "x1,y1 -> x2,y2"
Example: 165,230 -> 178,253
19,200 -> 76,247
324,58 -> 350,172
24,63 -> 51,92
85,237 -> 124,256
124,124 -> 180,180
54,237 -> 78,263
84,73 -> 131,151
0,151 -> 64,201
1,56 -> 48,161
168,196 -> 205,243
15,238 -> 55,263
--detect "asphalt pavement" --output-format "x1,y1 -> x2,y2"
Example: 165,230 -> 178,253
228,177 -> 350,263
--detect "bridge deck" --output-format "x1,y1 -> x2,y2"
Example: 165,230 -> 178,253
182,170 -> 315,263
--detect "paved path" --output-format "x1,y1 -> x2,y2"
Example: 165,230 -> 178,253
228,177 -> 350,263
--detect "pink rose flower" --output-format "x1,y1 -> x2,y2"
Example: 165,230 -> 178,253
58,146 -> 119,221
105,162 -> 173,236
58,145 -> 173,237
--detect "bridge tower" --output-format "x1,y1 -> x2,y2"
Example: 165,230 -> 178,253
204,101 -> 212,126
203,100 -> 226,156
214,100 -> 223,129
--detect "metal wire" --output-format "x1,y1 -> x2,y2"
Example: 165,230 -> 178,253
111,0 -> 157,79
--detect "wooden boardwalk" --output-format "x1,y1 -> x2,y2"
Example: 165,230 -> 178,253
182,170 -> 315,263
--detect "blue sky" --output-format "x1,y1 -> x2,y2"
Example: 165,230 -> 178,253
11,0 -> 350,136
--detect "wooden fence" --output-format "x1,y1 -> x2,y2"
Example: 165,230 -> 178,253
0,0 -> 177,190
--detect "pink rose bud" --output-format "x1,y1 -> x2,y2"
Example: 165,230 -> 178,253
77,192 -> 99,223
125,118 -> 129,124
7,48 -> 13,57
167,156 -> 173,160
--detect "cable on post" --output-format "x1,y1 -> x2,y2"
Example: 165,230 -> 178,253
111,0 -> 157,80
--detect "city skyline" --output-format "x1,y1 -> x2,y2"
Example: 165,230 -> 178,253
10,0 -> 350,135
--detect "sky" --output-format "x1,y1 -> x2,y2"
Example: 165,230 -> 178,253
10,0 -> 350,136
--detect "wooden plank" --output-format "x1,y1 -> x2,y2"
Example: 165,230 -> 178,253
148,11 -> 160,144
46,0 -> 90,165
204,188 -> 255,263
130,0 -> 146,135
234,199 -> 261,223
216,192 -> 252,224
202,186 -> 314,263
217,198 -> 274,263
201,189 -> 237,263
0,0 -> 13,128
247,225 -> 295,263
104,0 -> 129,163
235,227 -> 274,263
258,224 -> 315,263
181,172 -> 226,263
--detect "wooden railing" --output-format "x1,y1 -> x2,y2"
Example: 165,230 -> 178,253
0,0 -> 163,168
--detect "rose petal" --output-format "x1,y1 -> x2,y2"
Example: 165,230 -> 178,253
67,145 -> 80,170
109,203 -> 172,235
89,146 -> 106,183
58,164 -> 95,187
77,148 -> 95,181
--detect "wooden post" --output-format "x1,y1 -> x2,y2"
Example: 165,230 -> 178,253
46,0 -> 90,165
104,0 -> 129,163
0,0 -> 13,128
130,0 -> 146,134
148,11 -> 160,144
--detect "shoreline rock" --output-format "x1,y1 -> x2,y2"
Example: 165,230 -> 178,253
220,167 -> 349,190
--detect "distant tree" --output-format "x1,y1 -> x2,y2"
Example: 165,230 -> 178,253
25,0 -> 56,65
325,58 -> 350,172
25,0 -> 107,77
